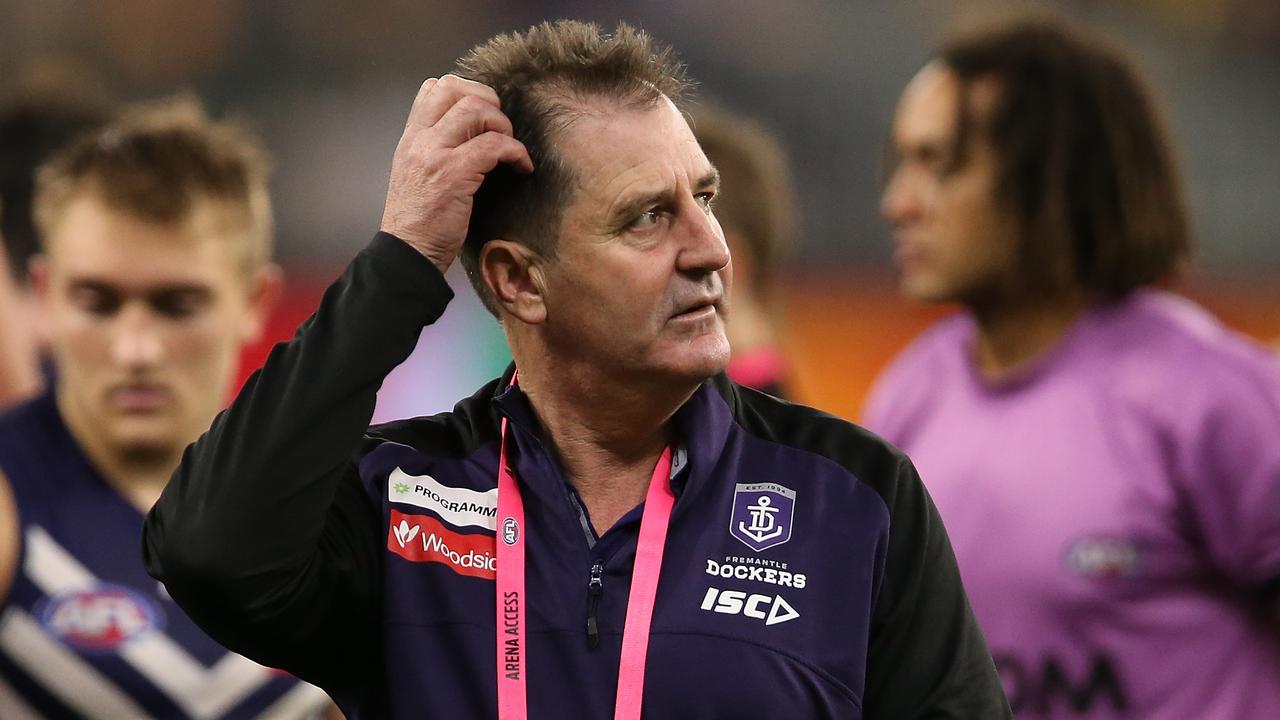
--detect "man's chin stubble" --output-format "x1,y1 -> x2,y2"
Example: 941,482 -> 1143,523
117,441 -> 180,469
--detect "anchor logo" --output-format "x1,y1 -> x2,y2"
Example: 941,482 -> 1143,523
738,496 -> 784,544
729,483 -> 796,552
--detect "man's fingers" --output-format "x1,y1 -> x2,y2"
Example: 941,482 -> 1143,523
431,96 -> 516,148
457,131 -> 534,175
404,77 -> 440,128
406,74 -> 502,130
445,75 -> 501,108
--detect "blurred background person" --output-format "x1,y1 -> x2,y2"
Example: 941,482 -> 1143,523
865,16 -> 1280,719
0,81 -> 112,409
0,97 -> 333,718
690,105 -> 798,398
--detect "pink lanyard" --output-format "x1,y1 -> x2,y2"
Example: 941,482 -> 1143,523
495,413 -> 676,720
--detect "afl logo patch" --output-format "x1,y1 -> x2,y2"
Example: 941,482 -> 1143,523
502,517 -> 520,546
37,584 -> 164,652
1065,536 -> 1143,579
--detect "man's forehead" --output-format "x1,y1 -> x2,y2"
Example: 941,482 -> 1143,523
50,194 -> 236,248
47,197 -> 244,283
894,64 -> 962,143
554,99 -> 708,201
895,64 -> 1001,147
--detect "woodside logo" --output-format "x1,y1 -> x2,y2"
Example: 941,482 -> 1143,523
387,509 -> 496,580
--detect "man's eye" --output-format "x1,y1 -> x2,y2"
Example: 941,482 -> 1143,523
915,145 -> 961,178
695,192 -> 716,212
71,288 -> 120,317
151,291 -> 209,319
630,210 -> 660,229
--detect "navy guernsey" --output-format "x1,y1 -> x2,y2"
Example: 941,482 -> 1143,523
0,392 -> 330,719
144,233 -> 1010,719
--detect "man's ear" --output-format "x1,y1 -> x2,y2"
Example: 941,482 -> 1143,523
480,240 -> 547,324
27,256 -> 49,300
240,263 -> 284,344
26,255 -> 53,347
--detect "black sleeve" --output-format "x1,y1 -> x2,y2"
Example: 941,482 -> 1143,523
142,232 -> 453,702
864,453 -> 1011,719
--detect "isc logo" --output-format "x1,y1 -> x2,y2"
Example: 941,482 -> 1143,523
699,587 -> 799,626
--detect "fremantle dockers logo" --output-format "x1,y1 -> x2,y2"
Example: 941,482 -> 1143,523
730,483 -> 796,552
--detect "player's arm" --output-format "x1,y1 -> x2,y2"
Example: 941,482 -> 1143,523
142,75 -> 531,700
862,454 -> 1012,719
1172,362 -> 1280,633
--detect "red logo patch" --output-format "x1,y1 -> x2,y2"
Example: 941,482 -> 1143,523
388,509 -> 497,579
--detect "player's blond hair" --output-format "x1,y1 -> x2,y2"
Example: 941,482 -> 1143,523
35,95 -> 272,275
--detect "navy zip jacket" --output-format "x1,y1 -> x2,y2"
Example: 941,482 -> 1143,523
143,233 -> 1009,719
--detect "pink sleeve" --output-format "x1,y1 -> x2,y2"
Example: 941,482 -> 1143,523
1176,365 -> 1280,588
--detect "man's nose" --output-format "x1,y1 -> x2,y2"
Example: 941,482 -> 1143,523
677,199 -> 731,274
881,167 -> 925,226
111,303 -> 164,369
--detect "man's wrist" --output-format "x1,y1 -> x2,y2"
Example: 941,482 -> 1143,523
377,226 -> 455,276
369,232 -> 455,308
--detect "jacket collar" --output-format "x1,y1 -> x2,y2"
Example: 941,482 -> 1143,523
489,364 -> 736,505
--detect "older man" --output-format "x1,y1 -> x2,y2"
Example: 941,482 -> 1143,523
0,98 -> 331,718
145,21 -> 1008,719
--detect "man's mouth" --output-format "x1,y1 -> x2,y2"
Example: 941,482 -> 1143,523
674,305 -> 715,321
893,240 -> 924,269
108,384 -> 172,413
671,297 -> 720,321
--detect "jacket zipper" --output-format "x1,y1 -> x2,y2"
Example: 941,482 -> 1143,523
586,560 -> 604,649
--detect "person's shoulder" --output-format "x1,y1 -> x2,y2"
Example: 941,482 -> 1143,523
0,392 -> 60,464
1083,291 -> 1280,448
733,384 -> 914,504
1111,289 -> 1242,349
0,392 -> 48,436
862,313 -> 971,438
881,312 -> 971,377
363,376 -> 502,459
0,392 -> 71,530
1104,290 -> 1280,402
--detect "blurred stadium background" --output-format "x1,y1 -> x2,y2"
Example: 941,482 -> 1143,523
4,0 -> 1276,422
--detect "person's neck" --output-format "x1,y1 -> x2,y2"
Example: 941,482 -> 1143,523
514,353 -> 697,535
970,287 -> 1089,383
57,394 -> 178,513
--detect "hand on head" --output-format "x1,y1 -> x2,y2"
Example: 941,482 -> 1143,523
381,75 -> 534,275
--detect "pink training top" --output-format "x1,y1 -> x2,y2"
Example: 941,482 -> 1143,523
864,289 -> 1280,719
